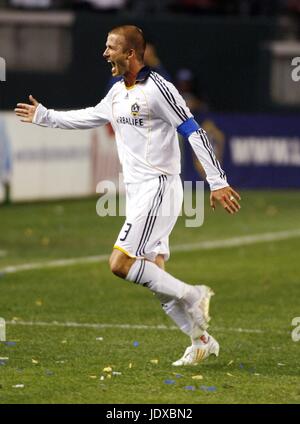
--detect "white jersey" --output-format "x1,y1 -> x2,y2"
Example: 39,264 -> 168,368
33,66 -> 228,190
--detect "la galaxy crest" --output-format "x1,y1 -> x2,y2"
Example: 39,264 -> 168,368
131,102 -> 140,117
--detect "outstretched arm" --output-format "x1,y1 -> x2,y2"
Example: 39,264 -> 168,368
15,94 -> 111,129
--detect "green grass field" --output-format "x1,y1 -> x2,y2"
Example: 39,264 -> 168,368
0,190 -> 299,404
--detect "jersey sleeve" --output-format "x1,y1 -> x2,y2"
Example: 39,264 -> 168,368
188,128 -> 228,190
151,72 -> 228,191
33,92 -> 111,129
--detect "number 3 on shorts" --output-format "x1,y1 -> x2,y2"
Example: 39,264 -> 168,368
120,223 -> 132,241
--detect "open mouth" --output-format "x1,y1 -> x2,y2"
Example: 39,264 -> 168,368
107,59 -> 116,74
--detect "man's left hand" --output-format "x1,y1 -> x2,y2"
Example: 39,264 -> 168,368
210,186 -> 241,214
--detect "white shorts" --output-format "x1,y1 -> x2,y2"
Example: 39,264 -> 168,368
114,174 -> 183,262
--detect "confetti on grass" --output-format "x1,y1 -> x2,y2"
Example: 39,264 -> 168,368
164,380 -> 175,385
13,384 -> 24,389
192,375 -> 203,380
103,367 -> 112,373
200,385 -> 217,392
184,386 -> 196,391
133,341 -> 139,347
4,342 -> 16,347
150,359 -> 159,364
96,337 -> 103,341
173,373 -> 183,378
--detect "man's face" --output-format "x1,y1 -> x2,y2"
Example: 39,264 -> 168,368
103,33 -> 130,77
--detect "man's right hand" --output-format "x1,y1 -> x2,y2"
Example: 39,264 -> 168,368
14,95 -> 39,123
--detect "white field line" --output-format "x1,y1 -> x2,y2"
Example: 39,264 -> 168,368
6,320 -> 289,335
1,228 -> 300,275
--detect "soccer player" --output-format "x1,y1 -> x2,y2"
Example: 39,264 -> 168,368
15,25 -> 241,366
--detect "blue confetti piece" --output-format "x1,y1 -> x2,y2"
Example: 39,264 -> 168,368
200,385 -> 217,392
164,380 -> 175,385
0,360 -> 7,366
175,374 -> 183,378
4,341 -> 16,347
133,341 -> 139,347
45,370 -> 54,376
239,363 -> 244,369
184,385 -> 195,391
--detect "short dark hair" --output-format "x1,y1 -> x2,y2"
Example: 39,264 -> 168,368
109,25 -> 146,62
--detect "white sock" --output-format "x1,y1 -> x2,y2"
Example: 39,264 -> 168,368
126,259 -> 196,303
152,291 -> 192,336
162,299 -> 192,336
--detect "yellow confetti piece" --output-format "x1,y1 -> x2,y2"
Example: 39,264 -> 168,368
24,228 -> 33,237
227,360 -> 234,366
89,375 -> 97,379
150,359 -> 159,364
32,358 -> 39,364
103,366 -> 112,373
129,363 -> 133,369
35,299 -> 43,306
61,340 -> 67,344
100,376 -> 105,381
192,375 -> 203,380
41,237 -> 50,246
106,374 -> 112,379
254,373 -> 260,376
226,372 -> 234,377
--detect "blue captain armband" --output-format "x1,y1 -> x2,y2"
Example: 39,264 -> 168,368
177,118 -> 200,138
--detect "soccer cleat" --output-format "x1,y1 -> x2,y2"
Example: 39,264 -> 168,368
185,285 -> 215,339
172,334 -> 219,366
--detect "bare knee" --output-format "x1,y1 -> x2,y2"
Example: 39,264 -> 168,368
109,249 -> 135,279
